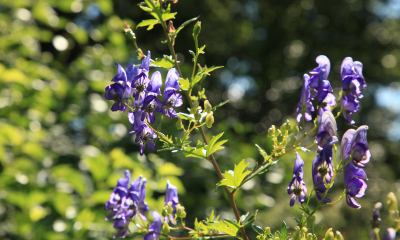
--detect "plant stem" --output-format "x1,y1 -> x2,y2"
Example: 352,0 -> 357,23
157,5 -> 249,240
322,189 -> 346,206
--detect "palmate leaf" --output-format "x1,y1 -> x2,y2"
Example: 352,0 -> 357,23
217,159 -> 251,190
241,210 -> 258,228
151,55 -> 175,69
173,16 -> 200,37
207,220 -> 242,236
136,19 -> 159,30
275,221 -> 290,240
205,133 -> 227,157
138,0 -> 177,30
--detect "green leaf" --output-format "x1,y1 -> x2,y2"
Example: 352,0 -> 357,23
173,16 -> 200,37
179,78 -> 190,91
217,159 -> 251,190
161,12 -> 177,21
205,133 -> 228,157
151,55 -> 175,69
198,45 -> 206,54
193,21 -> 201,40
241,210 -> 258,228
177,112 -> 194,120
255,144 -> 270,162
198,66 -> 224,75
137,19 -> 160,30
252,224 -> 265,235
207,220 -> 242,236
198,88 -> 207,99
276,221 -> 290,240
144,0 -> 156,9
211,100 -> 229,111
174,145 -> 206,159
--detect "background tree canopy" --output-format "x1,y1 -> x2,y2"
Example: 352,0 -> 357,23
0,0 -> 399,239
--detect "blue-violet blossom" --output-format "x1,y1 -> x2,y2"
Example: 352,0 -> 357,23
129,175 -> 150,219
135,125 -> 157,156
340,57 -> 366,124
316,111 -> 337,152
162,68 -> 183,118
287,152 -> 307,207
141,71 -> 163,123
132,51 -> 151,100
143,212 -> 162,240
296,74 -> 314,122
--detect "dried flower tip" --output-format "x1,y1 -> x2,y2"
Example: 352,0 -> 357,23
123,22 -> 131,32
172,0 -> 178,3
167,21 -> 176,34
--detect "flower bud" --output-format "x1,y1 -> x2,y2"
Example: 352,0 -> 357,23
334,231 -> 344,240
301,227 -> 308,235
162,207 -> 168,217
162,221 -> 170,234
256,235 -> 266,240
204,100 -> 212,113
167,21 -> 176,34
387,192 -> 398,212
323,228 -> 334,240
176,204 -> 187,218
293,226 -> 301,240
206,112 -> 214,128
264,227 -> 271,235
123,22 -> 131,32
171,0 -> 178,3
193,21 -> 201,39
167,202 -> 173,214
268,125 -> 276,138
191,101 -> 199,114
306,233 -> 315,240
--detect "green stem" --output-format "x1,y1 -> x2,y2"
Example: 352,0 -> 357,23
157,3 -> 248,239
306,187 -> 315,206
322,189 -> 346,206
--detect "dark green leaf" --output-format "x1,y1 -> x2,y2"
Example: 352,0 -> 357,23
252,224 -> 265,235
173,16 -> 200,37
242,210 -> 258,228
211,100 -> 229,111
137,19 -> 160,30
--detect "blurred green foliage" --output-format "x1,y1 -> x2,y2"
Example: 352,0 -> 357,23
0,0 -> 399,239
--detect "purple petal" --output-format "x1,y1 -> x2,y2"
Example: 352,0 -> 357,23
293,152 -> 304,177
164,68 -> 180,92
168,108 -> 178,118
139,141 -> 145,156
147,140 -> 155,151
346,194 -> 361,209
290,194 -> 297,207
126,64 -> 138,84
298,192 -> 306,204
148,71 -> 162,95
112,63 -> 127,84
341,129 -> 356,162
315,55 -> 331,79
140,51 -> 151,71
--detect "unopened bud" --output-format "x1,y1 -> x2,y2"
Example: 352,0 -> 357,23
387,192 -> 398,212
162,208 -> 168,217
256,236 -> 266,240
204,100 -> 212,113
268,125 -> 276,138
293,226 -> 301,240
264,227 -> 271,235
193,21 -> 201,38
301,227 -> 308,235
167,21 -> 176,34
334,231 -> 344,240
167,202 -> 173,214
206,112 -> 214,128
371,202 -> 381,229
324,228 -> 334,240
162,221 -> 170,234
176,204 -> 186,218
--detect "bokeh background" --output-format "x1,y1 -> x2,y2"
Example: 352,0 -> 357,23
0,0 -> 400,239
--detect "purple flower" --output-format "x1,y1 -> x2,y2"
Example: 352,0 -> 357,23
342,126 -> 370,168
340,57 -> 366,124
128,110 -> 146,134
135,125 -> 157,156
287,152 -> 307,207
309,55 -> 336,117
343,158 -> 367,209
296,74 -> 314,122
312,138 -> 337,203
129,175 -> 149,219
165,181 -> 179,214
143,212 -> 162,240
316,111 -> 337,152
132,51 -> 151,100
105,83 -> 127,112
161,68 -> 183,118
141,71 -> 163,123
105,170 -> 135,239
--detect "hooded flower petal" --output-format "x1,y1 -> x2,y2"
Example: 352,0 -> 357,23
316,111 -> 337,152
143,212 -> 162,240
164,68 -> 180,92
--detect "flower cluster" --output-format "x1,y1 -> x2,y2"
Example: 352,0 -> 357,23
104,51 -> 183,155
105,170 -> 180,239
287,152 -> 307,207
342,126 -> 370,208
340,57 -> 367,124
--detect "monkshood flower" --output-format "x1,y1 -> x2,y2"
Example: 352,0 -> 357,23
340,57 -> 366,124
111,62 -> 133,99
316,111 -> 337,152
135,125 -> 157,156
162,68 -> 183,118
342,126 -> 370,168
105,170 -> 131,219
143,212 -> 162,240
128,110 -> 146,134
132,51 -> 151,100
296,74 -> 314,122
105,170 -> 134,239
141,71 -> 163,123
343,158 -> 367,209
312,138 -> 337,203
105,83 -> 127,112
165,180 -> 179,215
308,55 -> 336,116
287,152 -> 307,207
129,175 -> 150,219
